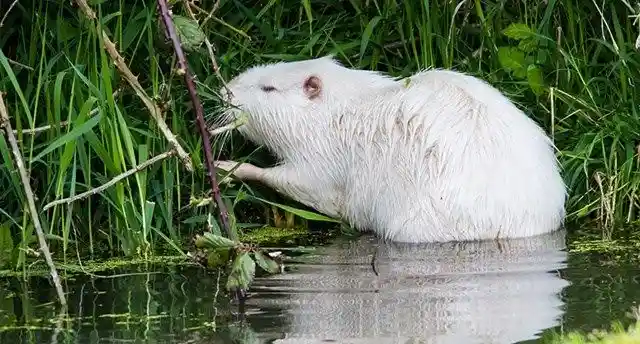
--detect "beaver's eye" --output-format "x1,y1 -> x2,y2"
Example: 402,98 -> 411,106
260,85 -> 277,92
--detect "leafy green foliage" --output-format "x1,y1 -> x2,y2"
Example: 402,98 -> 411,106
171,15 -> 206,51
226,252 -> 255,290
195,232 -> 238,249
497,23 -> 547,95
253,251 -> 279,274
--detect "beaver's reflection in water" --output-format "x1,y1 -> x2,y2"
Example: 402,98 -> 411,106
245,230 -> 569,344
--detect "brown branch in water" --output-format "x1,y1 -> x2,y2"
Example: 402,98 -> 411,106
157,0 -> 234,240
0,93 -> 67,307
43,149 -> 177,211
73,0 -> 194,172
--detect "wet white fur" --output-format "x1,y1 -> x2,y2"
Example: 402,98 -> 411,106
218,56 -> 567,243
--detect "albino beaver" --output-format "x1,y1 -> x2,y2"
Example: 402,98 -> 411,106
215,56 -> 566,243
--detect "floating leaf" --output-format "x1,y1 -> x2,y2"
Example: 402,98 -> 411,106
502,23 -> 535,40
254,251 -> 279,274
195,232 -> 237,249
527,64 -> 545,96
497,46 -> 527,78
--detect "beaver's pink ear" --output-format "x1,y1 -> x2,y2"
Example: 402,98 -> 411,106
303,75 -> 322,100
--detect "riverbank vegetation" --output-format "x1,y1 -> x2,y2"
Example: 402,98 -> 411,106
1,0 -> 639,297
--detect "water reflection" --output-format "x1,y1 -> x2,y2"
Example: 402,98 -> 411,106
246,230 -> 570,344
0,230 -> 574,344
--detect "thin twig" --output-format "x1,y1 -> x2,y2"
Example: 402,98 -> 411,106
157,0 -> 234,240
7,58 -> 35,71
0,93 -> 67,307
0,0 -> 19,28
74,0 -> 194,172
43,149 -> 177,211
13,121 -> 71,135
11,92 -> 112,135
182,1 -> 232,98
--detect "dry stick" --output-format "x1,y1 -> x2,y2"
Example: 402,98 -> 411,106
74,0 -> 194,172
157,0 -> 233,240
0,93 -> 67,307
43,149 -> 177,211
13,90 -> 118,136
0,0 -> 19,28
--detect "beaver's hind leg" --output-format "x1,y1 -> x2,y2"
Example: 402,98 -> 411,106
215,160 -> 344,220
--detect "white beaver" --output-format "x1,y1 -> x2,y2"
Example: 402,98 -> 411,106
215,56 -> 567,243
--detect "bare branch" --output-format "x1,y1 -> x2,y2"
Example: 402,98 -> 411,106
0,0 -> 19,28
0,92 -> 67,307
43,149 -> 177,211
157,0 -> 234,240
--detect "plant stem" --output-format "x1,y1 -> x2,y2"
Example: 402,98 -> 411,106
43,149 -> 177,211
156,0 -> 234,240
0,93 -> 67,307
73,0 -> 194,172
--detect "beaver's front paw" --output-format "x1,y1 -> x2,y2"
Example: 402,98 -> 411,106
214,160 -> 261,181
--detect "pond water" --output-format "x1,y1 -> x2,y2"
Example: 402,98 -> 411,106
1,230 -> 639,344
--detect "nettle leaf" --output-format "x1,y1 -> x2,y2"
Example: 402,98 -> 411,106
254,251 -> 280,274
172,15 -> 206,51
195,232 -> 237,249
527,65 -> 545,96
502,23 -> 535,41
226,252 -> 256,291
497,47 -> 527,78
518,38 -> 539,53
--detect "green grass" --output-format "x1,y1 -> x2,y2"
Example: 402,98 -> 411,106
0,0 -> 639,272
543,314 -> 640,344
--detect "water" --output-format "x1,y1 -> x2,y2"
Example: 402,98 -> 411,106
1,230 -> 639,344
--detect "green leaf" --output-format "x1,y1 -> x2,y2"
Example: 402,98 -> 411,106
502,23 -> 535,40
254,251 -> 279,274
0,222 -> 14,268
195,232 -> 237,249
240,252 -> 256,284
301,0 -> 313,25
253,197 -> 341,223
517,38 -> 539,53
359,16 -> 382,63
31,112 -> 102,163
526,64 -> 545,96
497,47 -> 527,78
226,252 -> 255,290
172,15 -> 205,51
